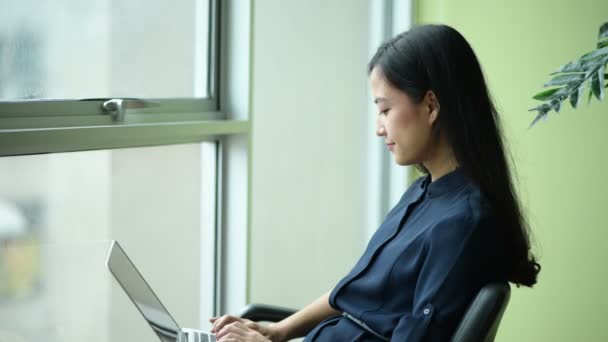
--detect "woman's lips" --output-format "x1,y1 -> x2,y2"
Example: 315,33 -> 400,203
386,143 -> 395,151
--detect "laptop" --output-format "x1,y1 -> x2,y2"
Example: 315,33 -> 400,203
106,240 -> 217,342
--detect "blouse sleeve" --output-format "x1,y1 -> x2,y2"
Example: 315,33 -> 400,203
390,205 -> 498,342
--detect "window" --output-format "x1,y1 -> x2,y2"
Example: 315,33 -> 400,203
0,0 -> 212,100
0,0 -> 250,339
0,0 -> 231,141
0,144 -> 217,341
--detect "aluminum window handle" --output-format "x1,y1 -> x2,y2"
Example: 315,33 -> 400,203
101,99 -> 160,122
77,98 -> 160,122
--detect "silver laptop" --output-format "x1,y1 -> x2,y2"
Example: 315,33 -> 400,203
106,240 -> 216,342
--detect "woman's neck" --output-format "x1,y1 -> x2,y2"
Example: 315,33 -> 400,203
423,134 -> 459,182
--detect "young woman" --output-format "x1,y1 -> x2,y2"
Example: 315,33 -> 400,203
209,24 -> 540,342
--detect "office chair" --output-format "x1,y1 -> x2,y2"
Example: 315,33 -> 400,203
449,282 -> 511,342
239,282 -> 511,342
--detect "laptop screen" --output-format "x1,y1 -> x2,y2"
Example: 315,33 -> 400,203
106,241 -> 181,341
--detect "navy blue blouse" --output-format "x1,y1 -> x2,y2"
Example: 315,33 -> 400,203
304,169 -> 508,341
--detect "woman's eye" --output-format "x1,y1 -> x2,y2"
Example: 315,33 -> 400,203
379,109 -> 389,115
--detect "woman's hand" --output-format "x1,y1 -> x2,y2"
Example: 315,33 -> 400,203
209,315 -> 285,342
213,321 -> 269,342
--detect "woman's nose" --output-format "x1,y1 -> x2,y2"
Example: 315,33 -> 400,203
376,118 -> 386,136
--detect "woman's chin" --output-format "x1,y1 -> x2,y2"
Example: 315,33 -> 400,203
393,155 -> 413,166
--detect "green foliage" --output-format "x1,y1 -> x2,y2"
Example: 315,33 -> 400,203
530,21 -> 608,127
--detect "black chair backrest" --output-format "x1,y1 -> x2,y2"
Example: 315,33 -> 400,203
450,282 -> 511,342
240,304 -> 296,322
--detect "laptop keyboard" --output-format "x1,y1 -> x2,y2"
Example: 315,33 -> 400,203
189,331 -> 216,342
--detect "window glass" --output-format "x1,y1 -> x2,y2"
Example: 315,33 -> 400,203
0,143 -> 217,341
0,0 -> 210,100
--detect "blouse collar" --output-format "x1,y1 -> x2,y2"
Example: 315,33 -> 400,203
421,168 -> 468,198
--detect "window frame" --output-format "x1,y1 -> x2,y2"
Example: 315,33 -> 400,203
0,0 -> 245,157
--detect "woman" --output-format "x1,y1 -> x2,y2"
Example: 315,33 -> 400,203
209,24 -> 540,342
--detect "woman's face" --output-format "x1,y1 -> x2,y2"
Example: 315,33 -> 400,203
370,67 -> 437,166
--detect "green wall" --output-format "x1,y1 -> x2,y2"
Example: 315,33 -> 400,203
417,0 -> 608,340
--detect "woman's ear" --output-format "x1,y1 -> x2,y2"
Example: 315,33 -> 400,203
424,90 -> 440,125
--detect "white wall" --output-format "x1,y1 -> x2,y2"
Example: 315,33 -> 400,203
249,0 -> 370,309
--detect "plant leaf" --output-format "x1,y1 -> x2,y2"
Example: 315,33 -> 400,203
569,88 -> 579,108
599,21 -> 608,40
544,73 -> 586,87
552,57 -> 608,74
532,87 -> 561,101
529,112 -> 546,128
529,21 -> 608,127
551,100 -> 561,113
581,46 -> 608,61
529,104 -> 551,128
529,103 -> 552,114
570,83 -> 584,108
591,64 -> 606,100
552,61 -> 578,74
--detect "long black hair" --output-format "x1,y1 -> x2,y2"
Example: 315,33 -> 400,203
369,24 -> 540,287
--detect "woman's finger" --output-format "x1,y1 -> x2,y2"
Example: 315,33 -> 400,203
245,321 -> 261,332
216,321 -> 248,340
210,315 -> 246,333
216,322 -> 270,342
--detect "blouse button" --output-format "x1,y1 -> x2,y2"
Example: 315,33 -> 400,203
423,308 -> 430,315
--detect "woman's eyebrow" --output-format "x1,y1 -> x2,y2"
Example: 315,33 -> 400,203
374,97 -> 388,104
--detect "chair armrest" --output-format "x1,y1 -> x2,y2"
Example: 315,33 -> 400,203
239,304 -> 297,322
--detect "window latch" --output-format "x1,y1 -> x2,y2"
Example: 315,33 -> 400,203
100,98 -> 160,122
